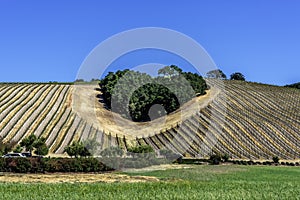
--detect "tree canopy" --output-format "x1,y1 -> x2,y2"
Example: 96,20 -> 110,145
99,65 -> 207,122
230,72 -> 246,81
285,82 -> 300,89
20,134 -> 49,156
206,69 -> 227,79
64,141 -> 91,158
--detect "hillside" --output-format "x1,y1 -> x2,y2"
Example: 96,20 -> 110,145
0,81 -> 299,159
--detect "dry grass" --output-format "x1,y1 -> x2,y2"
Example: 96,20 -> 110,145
0,172 -> 159,183
72,84 -> 219,139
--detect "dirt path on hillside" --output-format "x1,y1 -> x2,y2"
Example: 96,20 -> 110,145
72,84 -> 220,139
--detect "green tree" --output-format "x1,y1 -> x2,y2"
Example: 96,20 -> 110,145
272,156 -> 280,163
127,145 -> 154,154
158,66 -> 178,78
20,135 -> 49,156
285,82 -> 300,89
20,134 -> 37,154
33,137 -> 49,156
0,137 -> 17,155
64,141 -> 91,158
206,69 -> 227,79
230,72 -> 245,81
13,145 -> 23,153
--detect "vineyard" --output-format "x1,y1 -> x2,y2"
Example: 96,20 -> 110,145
0,81 -> 299,160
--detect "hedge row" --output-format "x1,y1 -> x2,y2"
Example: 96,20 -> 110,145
176,158 -> 300,166
0,157 -> 112,173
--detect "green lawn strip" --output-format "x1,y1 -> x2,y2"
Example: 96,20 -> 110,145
0,165 -> 299,200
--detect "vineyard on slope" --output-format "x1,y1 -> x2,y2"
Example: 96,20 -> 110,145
0,81 -> 299,160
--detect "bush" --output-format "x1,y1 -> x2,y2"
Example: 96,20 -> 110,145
222,154 -> 230,162
272,156 -> 280,163
209,154 -> 222,165
0,157 -> 110,173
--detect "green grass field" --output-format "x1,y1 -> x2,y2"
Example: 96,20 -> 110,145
0,165 -> 299,200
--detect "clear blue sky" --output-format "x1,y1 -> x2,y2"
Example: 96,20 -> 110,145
0,0 -> 299,85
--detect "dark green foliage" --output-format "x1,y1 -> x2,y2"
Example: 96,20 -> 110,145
20,134 -> 37,154
99,66 -> 207,122
13,145 -> 23,153
222,154 -> 230,162
20,134 -> 49,156
0,157 -> 110,173
64,141 -> 91,158
272,156 -> 280,163
209,154 -> 222,165
33,137 -> 49,156
230,72 -> 246,81
1,157 -> 31,173
127,145 -> 154,154
285,82 -> 300,89
206,69 -> 227,79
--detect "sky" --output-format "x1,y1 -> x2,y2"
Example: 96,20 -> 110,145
0,0 -> 299,85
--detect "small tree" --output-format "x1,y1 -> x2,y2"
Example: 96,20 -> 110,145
222,154 -> 230,162
20,134 -> 37,154
158,66 -> 179,78
230,72 -> 245,81
64,141 -> 91,158
0,138 -> 17,155
20,135 -> 49,156
272,156 -> 280,163
33,137 -> 49,156
13,145 -> 23,153
206,69 -> 227,79
209,154 -> 222,165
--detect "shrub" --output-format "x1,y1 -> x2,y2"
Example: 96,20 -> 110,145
209,154 -> 222,165
272,156 -> 280,163
0,157 -> 110,173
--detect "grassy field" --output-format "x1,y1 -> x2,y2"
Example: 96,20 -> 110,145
0,165 -> 299,199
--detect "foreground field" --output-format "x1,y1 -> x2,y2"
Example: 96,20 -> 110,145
0,165 -> 299,199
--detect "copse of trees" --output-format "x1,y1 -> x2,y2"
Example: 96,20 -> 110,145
99,65 -> 207,122
230,72 -> 246,81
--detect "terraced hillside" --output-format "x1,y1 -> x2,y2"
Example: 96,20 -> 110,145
0,81 -> 299,160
